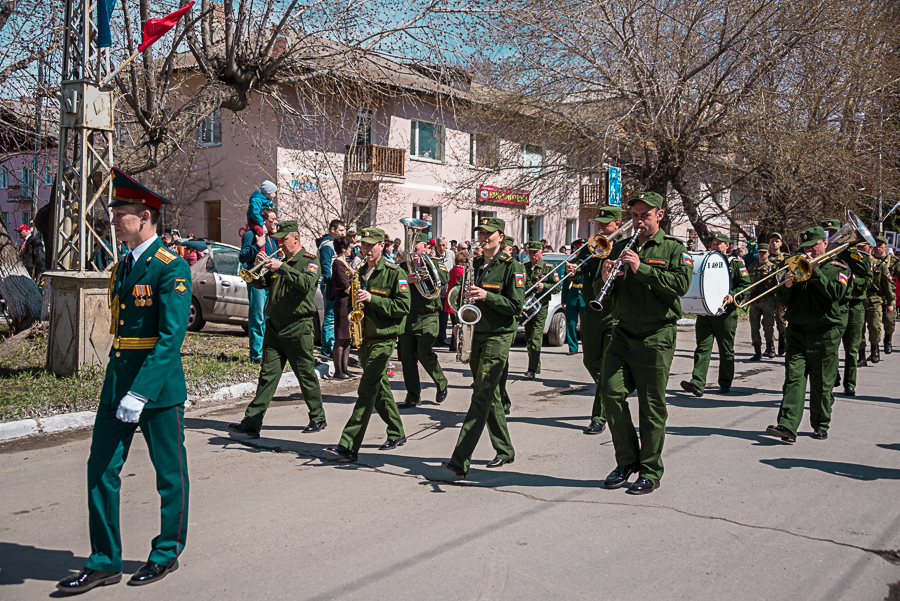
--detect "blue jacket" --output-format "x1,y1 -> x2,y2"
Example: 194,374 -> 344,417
316,234 -> 334,279
240,230 -> 277,269
246,190 -> 273,227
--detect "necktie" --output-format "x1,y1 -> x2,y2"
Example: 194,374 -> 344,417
124,253 -> 134,278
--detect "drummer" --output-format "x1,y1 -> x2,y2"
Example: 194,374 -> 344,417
681,233 -> 751,397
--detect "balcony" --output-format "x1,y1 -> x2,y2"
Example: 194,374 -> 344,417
4,185 -> 35,203
580,183 -> 604,206
345,145 -> 405,181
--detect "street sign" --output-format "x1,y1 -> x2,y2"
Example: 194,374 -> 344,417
607,166 -> 621,206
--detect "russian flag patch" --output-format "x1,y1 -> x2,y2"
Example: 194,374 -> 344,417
515,273 -> 525,287
683,253 -> 694,266
398,279 -> 409,292
838,273 -> 849,286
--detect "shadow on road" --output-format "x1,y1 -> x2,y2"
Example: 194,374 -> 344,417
760,458 -> 900,481
666,425 -> 786,445
0,542 -> 143,585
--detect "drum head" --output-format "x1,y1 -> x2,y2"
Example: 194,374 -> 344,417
681,251 -> 731,316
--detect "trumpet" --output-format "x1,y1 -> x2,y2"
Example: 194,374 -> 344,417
400,217 -> 442,300
239,249 -> 285,283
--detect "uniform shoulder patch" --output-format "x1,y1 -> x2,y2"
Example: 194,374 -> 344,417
398,278 -> 409,293
384,262 -> 399,270
307,263 -> 319,274
682,253 -> 694,266
515,272 -> 525,287
174,277 -> 188,295
838,272 -> 849,286
438,264 -> 448,271
500,252 -> 512,262
154,247 -> 178,264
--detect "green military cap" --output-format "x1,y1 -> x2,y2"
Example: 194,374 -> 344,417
359,227 -> 386,244
628,191 -> 664,209
757,243 -> 770,252
476,216 -> 505,233
821,218 -> 841,231
875,234 -> 888,245
415,232 -> 428,243
272,220 -> 299,238
594,205 -> 622,224
503,235 -> 515,248
711,232 -> 730,244
798,226 -> 826,248
769,232 -> 783,240
526,241 -> 543,251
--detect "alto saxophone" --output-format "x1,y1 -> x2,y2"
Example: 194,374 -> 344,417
348,267 -> 364,347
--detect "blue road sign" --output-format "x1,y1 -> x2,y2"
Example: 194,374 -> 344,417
607,166 -> 621,206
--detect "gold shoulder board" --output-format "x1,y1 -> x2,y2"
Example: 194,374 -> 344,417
154,247 -> 178,264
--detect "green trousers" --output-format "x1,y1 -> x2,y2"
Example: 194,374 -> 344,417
86,403 -> 188,572
777,324 -> 841,435
581,314 -> 611,425
840,301 -> 865,390
399,331 -> 447,403
500,358 -> 511,413
749,297 -> 775,347
243,318 -> 324,432
601,325 -> 676,484
689,312 -> 737,392
861,300 -> 884,349
524,305 -> 548,372
886,306 -> 896,339
775,302 -> 787,336
338,338 -> 405,453
450,330 -> 516,474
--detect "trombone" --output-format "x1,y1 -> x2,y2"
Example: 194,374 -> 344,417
239,248 -> 285,283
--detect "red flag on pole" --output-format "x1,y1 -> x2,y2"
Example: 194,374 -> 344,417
138,1 -> 195,52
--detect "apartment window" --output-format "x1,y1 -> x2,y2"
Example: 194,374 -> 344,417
356,109 -> 373,146
20,167 -> 33,187
565,219 -> 577,245
0,168 -> 7,188
523,215 -> 543,244
469,133 -> 498,168
413,205 -> 441,239
410,120 -> 443,161
21,210 -> 31,226
197,109 -> 222,146
42,165 -> 53,186
521,144 -> 543,176
2,212 -> 10,229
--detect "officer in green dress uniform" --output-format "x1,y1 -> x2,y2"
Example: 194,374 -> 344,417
859,238 -> 896,364
227,220 -> 326,439
561,238 -> 586,355
745,244 -> 778,360
442,217 -> 524,479
766,226 -> 849,443
521,241 -> 559,379
769,232 -> 788,355
397,232 -> 450,409
681,233 -> 751,396
871,236 -> 897,353
599,192 -> 692,494
567,206 -> 624,435
57,168 -> 191,594
499,235 -> 523,415
325,228 -> 410,463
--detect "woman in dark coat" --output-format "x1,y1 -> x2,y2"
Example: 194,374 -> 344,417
331,237 -> 355,379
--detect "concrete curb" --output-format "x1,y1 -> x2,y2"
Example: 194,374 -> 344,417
677,318 -> 696,326
0,362 -> 337,443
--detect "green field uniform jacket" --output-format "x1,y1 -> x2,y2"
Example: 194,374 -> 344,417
843,249 -> 872,302
524,259 -> 560,307
252,247 -> 320,327
866,253 -> 896,305
745,257 -> 779,298
471,251 -> 525,334
575,246 -> 617,330
604,229 -> 693,333
722,257 -> 752,316
775,260 -> 849,330
401,256 -> 450,333
102,238 -> 191,409
357,256 -> 410,340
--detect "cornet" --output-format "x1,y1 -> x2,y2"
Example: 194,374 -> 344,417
239,249 -> 285,283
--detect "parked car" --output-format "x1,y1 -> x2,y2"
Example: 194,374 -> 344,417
186,242 -> 324,342
516,252 -> 577,347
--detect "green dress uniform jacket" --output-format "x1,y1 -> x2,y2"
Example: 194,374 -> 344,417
241,248 -> 325,432
337,257 -> 410,454
688,256 -> 751,392
449,251 -> 524,474
399,258 -> 450,404
774,259 -> 850,435
87,237 -> 191,573
523,259 -> 559,372
600,230 -> 692,484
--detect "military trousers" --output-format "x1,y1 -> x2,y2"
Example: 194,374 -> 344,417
581,313 -> 611,425
840,301 -> 865,390
777,324 -> 841,435
749,297 -> 775,347
450,330 -> 516,474
243,317 -> 324,432
86,403 -> 189,573
565,298 -> 584,353
399,328 -> 448,403
601,324 -> 677,484
885,305 -> 896,339
338,338 -> 405,453
860,300 -> 885,352
689,311 -> 738,392
524,305 -> 548,372
774,302 -> 787,337
500,358 -> 511,413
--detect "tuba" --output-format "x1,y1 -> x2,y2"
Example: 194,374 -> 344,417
348,267 -> 364,347
399,217 -> 442,300
447,240 -> 482,363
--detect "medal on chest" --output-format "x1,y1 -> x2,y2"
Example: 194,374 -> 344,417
132,284 -> 153,307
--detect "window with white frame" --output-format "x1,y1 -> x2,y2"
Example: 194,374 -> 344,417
410,120 -> 443,161
0,168 -> 7,189
566,219 -> 577,245
197,109 -> 222,146
521,144 -> 543,176
42,165 -> 53,186
523,215 -> 543,243
469,133 -> 498,168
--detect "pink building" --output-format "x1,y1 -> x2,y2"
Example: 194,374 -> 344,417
0,102 -> 55,234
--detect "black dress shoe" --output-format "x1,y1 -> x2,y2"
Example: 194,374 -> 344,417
503,407 -> 510,415
680,380 -> 703,397
811,429 -> 828,440
57,568 -> 122,593
128,560 -> 178,586
397,400 -> 419,409
436,386 -> 448,403
378,437 -> 407,450
486,456 -> 514,468
302,420 -> 327,433
843,388 -> 856,397
441,462 -> 466,479
324,446 -> 358,463
604,463 -> 639,489
766,424 -> 796,444
523,370 -> 536,380
227,422 -> 259,439
626,477 -> 659,495
584,421 -> 605,435
720,386 -> 731,394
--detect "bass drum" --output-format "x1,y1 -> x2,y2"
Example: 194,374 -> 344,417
681,251 -> 731,316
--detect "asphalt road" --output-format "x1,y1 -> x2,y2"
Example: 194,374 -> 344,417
2,326 -> 899,600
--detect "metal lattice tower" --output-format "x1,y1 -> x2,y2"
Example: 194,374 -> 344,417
51,0 -> 117,271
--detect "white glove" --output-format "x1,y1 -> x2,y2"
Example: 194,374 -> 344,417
116,392 -> 147,423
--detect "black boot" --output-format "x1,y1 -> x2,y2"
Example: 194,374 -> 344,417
885,335 -> 893,354
858,352 -> 868,368
751,344 -> 762,361
764,342 -> 776,358
777,336 -> 785,356
870,343 -> 880,364
835,370 -> 841,389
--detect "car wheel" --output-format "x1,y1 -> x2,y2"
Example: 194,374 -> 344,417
187,297 -> 206,332
546,311 -> 566,347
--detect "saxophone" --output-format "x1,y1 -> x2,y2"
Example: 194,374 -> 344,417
348,267 -> 364,347
447,241 -> 482,363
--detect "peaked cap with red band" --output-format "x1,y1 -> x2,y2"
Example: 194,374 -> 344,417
109,167 -> 174,210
